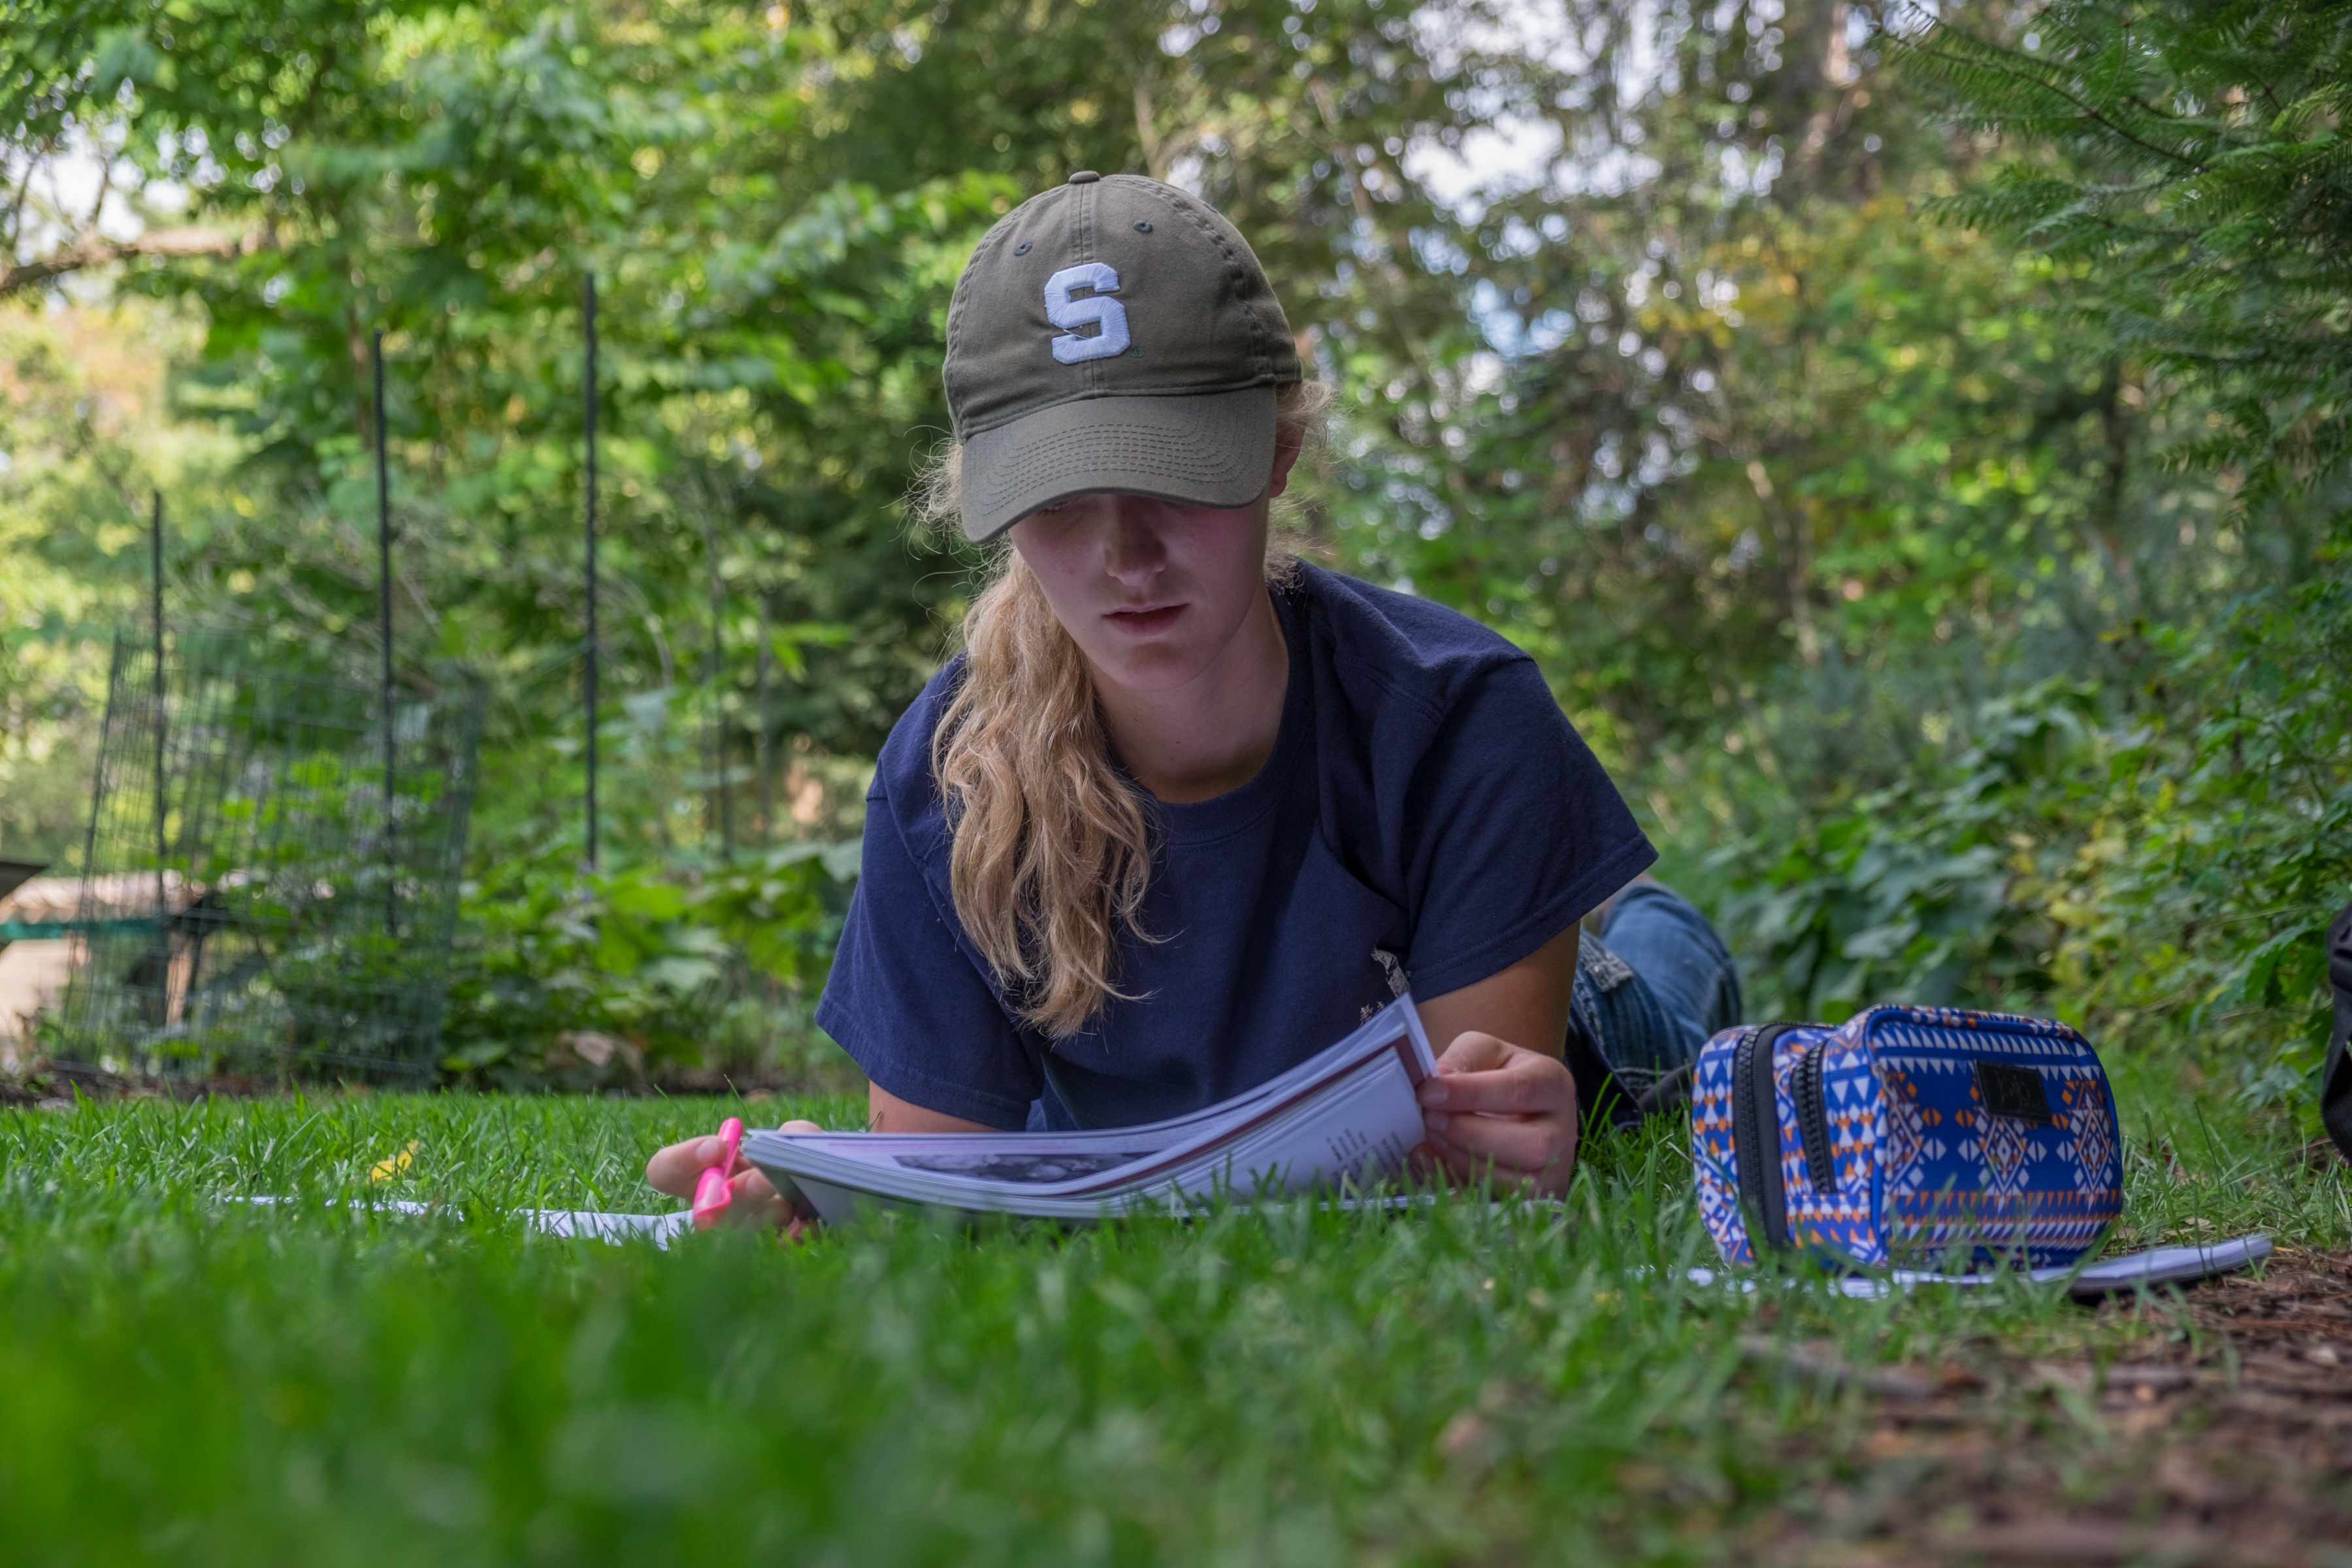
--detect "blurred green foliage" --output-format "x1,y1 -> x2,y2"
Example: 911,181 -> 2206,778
1,1 -> 2344,1117
1686,5 -> 2352,1117
1902,0 -> 2352,514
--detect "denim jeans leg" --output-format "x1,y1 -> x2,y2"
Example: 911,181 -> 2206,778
1565,881 -> 1743,1123
1600,881 -> 1744,1042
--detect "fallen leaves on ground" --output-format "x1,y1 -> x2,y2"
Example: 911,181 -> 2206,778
1767,1251 -> 2352,1567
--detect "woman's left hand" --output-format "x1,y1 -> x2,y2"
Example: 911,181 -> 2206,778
1413,1031 -> 1580,1196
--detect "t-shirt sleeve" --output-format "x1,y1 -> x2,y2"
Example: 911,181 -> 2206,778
812,784 -> 1045,1130
1399,658 -> 1656,999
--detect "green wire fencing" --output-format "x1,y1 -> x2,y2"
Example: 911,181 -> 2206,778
52,629 -> 484,1080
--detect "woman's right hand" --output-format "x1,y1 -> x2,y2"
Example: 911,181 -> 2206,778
645,1120 -> 823,1235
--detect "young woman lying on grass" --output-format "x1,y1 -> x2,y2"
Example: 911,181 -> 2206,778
648,172 -> 1740,1228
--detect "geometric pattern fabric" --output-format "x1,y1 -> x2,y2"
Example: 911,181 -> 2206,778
1693,1005 -> 2124,1271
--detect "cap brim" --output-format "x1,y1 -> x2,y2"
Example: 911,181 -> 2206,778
958,386 -> 1277,543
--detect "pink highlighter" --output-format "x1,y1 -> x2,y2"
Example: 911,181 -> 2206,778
691,1117 -> 745,1229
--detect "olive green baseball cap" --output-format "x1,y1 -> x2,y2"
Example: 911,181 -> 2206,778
942,171 -> 1302,542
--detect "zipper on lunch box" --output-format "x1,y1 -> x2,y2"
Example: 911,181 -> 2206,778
1731,1023 -> 1800,1251
1791,1041 -> 1837,1196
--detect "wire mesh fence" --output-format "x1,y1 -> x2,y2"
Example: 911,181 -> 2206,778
55,629 -> 483,1079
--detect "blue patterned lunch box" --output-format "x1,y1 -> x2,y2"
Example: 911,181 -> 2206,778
1691,1006 -> 2124,1270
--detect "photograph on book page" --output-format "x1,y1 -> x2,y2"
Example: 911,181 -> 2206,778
885,1149 -> 1163,1184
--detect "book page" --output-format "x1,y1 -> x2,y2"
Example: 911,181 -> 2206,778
742,996 -> 1439,1218
1149,1046 -> 1423,1202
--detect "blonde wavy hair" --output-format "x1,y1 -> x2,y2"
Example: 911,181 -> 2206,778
913,381 -> 1329,1038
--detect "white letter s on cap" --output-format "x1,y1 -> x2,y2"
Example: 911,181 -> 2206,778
1044,263 -> 1131,364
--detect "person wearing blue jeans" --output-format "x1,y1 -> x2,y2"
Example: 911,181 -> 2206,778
1564,878 -> 1743,1126
648,172 -> 1737,1226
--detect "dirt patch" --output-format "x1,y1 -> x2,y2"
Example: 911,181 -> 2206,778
1772,1250 -> 2352,1566
1,1064 -> 289,1104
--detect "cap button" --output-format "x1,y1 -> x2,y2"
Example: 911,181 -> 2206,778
1067,169 -> 1100,184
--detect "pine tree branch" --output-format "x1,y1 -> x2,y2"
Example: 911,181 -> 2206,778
1905,32 -> 2203,169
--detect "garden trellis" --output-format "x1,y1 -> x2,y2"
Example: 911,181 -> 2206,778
45,274 -> 803,1078
54,629 -> 484,1079
46,325 -> 493,1079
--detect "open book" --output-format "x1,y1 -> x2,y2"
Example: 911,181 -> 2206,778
742,996 -> 1438,1223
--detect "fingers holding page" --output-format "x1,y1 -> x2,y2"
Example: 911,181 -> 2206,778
1422,1106 -> 1574,1175
1414,1030 -> 1580,1194
1418,1043 -> 1574,1117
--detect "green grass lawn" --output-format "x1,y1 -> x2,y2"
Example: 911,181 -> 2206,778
1,1064 -> 2344,1567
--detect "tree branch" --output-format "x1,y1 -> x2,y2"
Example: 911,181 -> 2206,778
0,225 -> 261,299
1132,74 -> 1166,182
1907,33 -> 2200,169
1,143 -> 48,253
85,154 -> 116,239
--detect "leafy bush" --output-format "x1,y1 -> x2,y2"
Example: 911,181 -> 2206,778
2040,575 -> 2352,1108
1724,574 -> 2352,1126
438,842 -> 861,1090
1721,679 -> 2095,1022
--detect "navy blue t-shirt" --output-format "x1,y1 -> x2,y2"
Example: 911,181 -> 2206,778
814,563 -> 1656,1130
